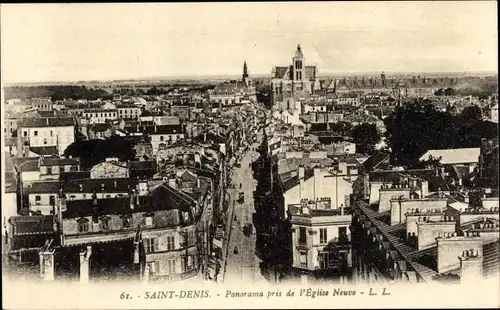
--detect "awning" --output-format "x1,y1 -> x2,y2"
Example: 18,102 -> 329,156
212,238 -> 223,249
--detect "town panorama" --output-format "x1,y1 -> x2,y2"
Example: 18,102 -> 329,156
2,48 -> 499,286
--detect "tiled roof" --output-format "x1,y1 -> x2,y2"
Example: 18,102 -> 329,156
129,160 -> 157,171
40,157 -> 80,166
363,151 -> 390,171
483,241 -> 499,277
13,157 -> 40,172
59,171 -> 91,182
419,148 -> 481,165
281,168 -> 315,193
9,215 -> 54,235
273,66 -> 290,79
62,178 -> 138,193
27,181 -> 60,194
20,117 -> 75,128
90,123 -> 112,132
356,200 -> 438,283
30,146 -> 58,156
125,124 -> 184,135
62,183 -> 196,222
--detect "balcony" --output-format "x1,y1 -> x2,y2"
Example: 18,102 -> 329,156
149,268 -> 198,283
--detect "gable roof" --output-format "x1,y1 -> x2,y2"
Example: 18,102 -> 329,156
419,148 -> 480,165
281,168 -> 315,192
363,151 -> 390,171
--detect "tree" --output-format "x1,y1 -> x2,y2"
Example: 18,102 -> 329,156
444,87 -> 457,96
434,88 -> 445,96
384,100 -> 498,167
460,105 -> 482,121
63,135 -> 136,169
350,123 -> 381,155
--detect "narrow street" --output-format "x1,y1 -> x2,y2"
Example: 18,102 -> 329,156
222,142 -> 268,285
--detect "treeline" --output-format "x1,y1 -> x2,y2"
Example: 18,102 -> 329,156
4,86 -> 112,101
384,100 -> 498,167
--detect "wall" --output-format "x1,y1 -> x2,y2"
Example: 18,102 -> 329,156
378,187 -> 411,213
417,221 -> 456,250
28,193 -> 58,215
21,171 -> 41,184
284,170 -> 353,217
2,193 -> 17,237
405,214 -> 447,237
20,126 -> 75,155
482,197 -> 499,210
459,211 -> 500,225
90,162 -> 129,179
151,133 -> 185,155
436,236 -> 483,274
368,182 -> 384,205
291,214 -> 352,271
390,198 -> 448,226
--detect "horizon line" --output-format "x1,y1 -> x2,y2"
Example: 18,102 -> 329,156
3,70 -> 498,86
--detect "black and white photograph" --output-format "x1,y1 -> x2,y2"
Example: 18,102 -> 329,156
1,2 -> 498,309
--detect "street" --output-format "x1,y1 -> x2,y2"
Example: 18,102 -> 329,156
222,143 -> 268,285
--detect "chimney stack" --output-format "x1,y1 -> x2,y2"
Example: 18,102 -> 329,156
459,250 -> 483,283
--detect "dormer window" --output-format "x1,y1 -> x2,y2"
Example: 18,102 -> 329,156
77,218 -> 90,233
122,215 -> 131,228
145,213 -> 154,227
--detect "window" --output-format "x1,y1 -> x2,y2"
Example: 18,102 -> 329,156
78,219 -> 89,233
34,131 -> 38,136
145,215 -> 153,227
319,252 -> 334,269
50,130 -> 53,137
299,251 -> 307,268
122,216 -> 131,228
160,136 -> 164,142
299,227 -> 307,244
188,230 -> 195,246
23,131 -> 28,137
184,254 -> 194,271
49,195 -> 56,206
35,195 -> 41,205
147,261 -> 160,275
144,238 -> 158,253
167,259 -> 176,274
100,217 -> 110,231
339,227 -> 347,240
166,235 -> 175,251
43,138 -> 48,145
47,167 -> 52,175
320,228 -> 328,244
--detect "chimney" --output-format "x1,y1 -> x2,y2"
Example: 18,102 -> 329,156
459,250 -> 483,283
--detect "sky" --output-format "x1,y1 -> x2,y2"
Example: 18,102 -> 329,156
1,2 -> 498,83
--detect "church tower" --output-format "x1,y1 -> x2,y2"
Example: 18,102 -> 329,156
292,45 -> 305,81
242,61 -> 251,87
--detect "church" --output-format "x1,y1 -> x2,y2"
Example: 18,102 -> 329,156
270,45 -> 321,106
209,61 -> 257,107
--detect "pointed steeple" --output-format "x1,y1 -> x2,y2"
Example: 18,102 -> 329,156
295,44 -> 304,58
242,61 -> 249,79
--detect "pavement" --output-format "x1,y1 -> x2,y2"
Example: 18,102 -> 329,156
220,138 -> 267,285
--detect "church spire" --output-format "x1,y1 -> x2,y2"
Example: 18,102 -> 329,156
242,61 -> 249,79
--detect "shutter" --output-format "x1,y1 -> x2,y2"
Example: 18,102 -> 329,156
154,238 -> 159,251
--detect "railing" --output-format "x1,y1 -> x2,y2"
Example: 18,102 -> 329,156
149,268 -> 198,283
